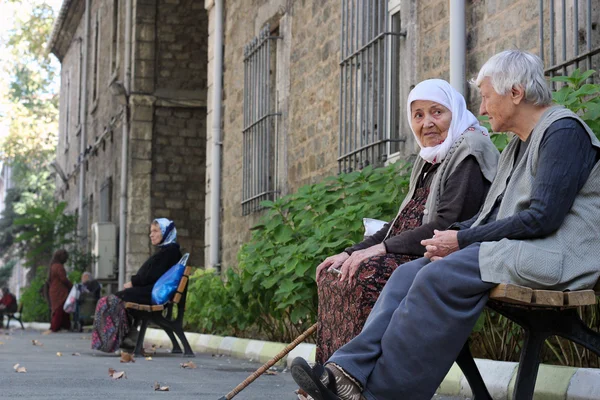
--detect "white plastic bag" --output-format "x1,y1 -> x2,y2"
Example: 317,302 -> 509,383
63,285 -> 80,314
362,218 -> 387,237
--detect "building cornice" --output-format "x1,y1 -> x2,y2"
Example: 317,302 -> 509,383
47,0 -> 85,61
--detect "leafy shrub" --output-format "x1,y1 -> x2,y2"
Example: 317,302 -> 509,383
186,162 -> 411,341
20,266 -> 50,322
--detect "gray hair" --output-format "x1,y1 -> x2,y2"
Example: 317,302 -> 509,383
82,272 -> 91,279
473,50 -> 552,106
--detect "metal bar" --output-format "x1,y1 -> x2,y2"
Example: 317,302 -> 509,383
539,0 -> 544,62
338,0 -> 344,173
337,138 -> 405,161
550,0 -> 555,67
544,46 -> 600,73
561,0 -> 567,77
376,0 -> 382,167
587,0 -> 592,80
353,0 -> 359,171
265,29 -> 272,200
243,36 -> 282,60
366,0 -> 372,166
360,0 -> 365,168
349,0 -> 354,172
339,31 -> 406,65
574,0 -> 579,70
240,190 -> 278,205
382,0 -> 389,163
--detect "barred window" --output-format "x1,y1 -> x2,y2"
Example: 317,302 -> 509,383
338,0 -> 406,173
539,1 -> 600,85
242,25 -> 281,215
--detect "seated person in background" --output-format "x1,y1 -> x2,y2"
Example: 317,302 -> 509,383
315,78 -> 499,364
0,287 -> 17,329
91,218 -> 181,353
73,272 -> 102,332
291,49 -> 600,400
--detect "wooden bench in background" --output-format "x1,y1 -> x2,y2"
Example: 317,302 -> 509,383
456,281 -> 600,400
125,258 -> 195,357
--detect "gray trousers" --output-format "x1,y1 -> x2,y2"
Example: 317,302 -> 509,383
329,243 -> 495,400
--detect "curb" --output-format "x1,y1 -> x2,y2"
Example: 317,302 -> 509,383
13,321 -> 600,399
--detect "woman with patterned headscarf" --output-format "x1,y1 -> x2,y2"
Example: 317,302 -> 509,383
91,218 -> 182,353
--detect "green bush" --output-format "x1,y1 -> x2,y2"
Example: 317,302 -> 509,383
20,266 -> 50,322
186,162 -> 411,341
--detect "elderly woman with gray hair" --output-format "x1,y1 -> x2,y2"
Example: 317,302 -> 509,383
291,49 -> 600,400
315,78 -> 499,365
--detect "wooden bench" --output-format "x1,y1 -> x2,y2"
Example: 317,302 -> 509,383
6,303 -> 24,330
456,281 -> 600,400
124,255 -> 195,357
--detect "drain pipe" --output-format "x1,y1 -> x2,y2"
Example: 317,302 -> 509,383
449,0 -> 466,95
78,0 -> 91,246
209,0 -> 223,270
118,0 -> 133,289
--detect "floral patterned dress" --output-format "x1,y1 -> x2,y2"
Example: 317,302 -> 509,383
316,186 -> 430,363
91,295 -> 130,353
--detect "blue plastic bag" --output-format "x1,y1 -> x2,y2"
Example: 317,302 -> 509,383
151,253 -> 189,305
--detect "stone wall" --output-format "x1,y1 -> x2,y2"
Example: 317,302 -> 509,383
152,106 -> 206,267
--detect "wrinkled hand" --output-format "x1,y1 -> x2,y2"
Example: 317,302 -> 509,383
316,252 -> 350,282
421,230 -> 459,261
123,281 -> 133,289
339,244 -> 386,285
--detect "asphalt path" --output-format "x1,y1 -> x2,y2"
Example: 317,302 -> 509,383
0,328 -> 464,400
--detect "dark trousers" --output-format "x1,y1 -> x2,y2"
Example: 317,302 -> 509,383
329,243 -> 495,400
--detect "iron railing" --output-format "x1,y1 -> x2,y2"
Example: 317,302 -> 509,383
338,0 -> 406,173
242,25 -> 281,215
539,0 -> 600,86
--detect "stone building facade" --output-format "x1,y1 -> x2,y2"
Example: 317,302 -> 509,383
50,0 -> 599,275
49,0 -> 208,280
206,0 -> 600,269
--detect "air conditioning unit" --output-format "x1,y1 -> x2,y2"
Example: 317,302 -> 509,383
91,222 -> 117,279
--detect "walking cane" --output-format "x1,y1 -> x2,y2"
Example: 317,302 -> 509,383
217,323 -> 318,400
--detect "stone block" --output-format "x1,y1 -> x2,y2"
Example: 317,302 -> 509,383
131,160 -> 152,175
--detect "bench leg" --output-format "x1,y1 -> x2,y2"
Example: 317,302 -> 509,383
164,327 -> 183,354
550,310 -> 600,357
512,329 -> 546,400
456,342 -> 493,400
133,319 -> 149,357
172,324 -> 194,357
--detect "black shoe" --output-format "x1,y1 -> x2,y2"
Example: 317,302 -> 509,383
290,358 -> 341,400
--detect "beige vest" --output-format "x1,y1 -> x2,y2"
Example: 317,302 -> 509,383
476,106 -> 600,290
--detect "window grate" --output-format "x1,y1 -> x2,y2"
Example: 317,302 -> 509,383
338,0 -> 406,174
242,24 -> 281,215
539,0 -> 600,87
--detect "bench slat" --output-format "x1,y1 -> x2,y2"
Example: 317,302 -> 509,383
173,292 -> 182,304
184,266 -> 192,277
176,276 -> 188,294
490,284 -> 533,304
565,290 -> 597,307
531,290 -> 564,306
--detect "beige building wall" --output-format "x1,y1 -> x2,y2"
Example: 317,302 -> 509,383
52,0 -> 208,280
206,0 -> 599,270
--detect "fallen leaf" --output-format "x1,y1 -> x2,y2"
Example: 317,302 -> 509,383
0,341 -> 4,345
145,357 -> 153,361
180,361 -> 197,369
120,352 -> 135,363
31,340 -> 43,346
56,352 -> 62,357
42,330 -> 52,335
13,364 -> 27,373
154,382 -> 170,391
265,370 -> 278,375
108,368 -> 126,379
72,352 -> 81,356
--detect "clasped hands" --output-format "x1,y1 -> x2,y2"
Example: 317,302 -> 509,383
420,229 -> 459,261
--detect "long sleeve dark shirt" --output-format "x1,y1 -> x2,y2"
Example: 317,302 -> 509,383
456,118 -> 598,247
346,156 -> 490,256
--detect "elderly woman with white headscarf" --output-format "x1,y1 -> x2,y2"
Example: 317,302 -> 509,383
314,79 -> 499,364
91,218 -> 181,353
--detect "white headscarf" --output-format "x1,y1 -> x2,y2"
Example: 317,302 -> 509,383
407,79 -> 488,164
